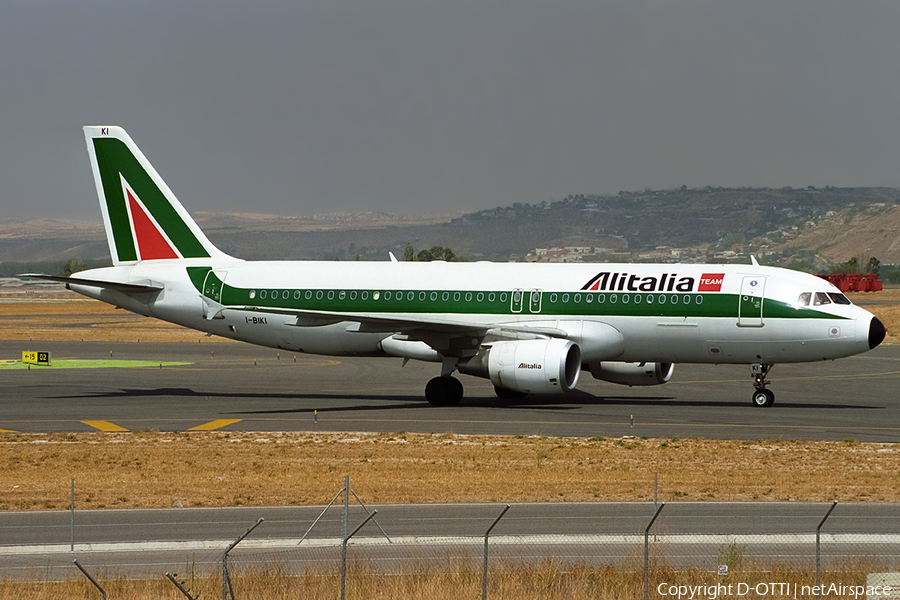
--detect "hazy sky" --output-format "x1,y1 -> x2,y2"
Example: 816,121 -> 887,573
2,1 -> 899,219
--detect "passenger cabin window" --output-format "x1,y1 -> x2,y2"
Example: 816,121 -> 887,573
797,292 -> 811,307
813,292 -> 831,306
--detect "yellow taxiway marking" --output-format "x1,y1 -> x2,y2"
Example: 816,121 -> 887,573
0,429 -> 17,433
81,420 -> 129,432
188,419 -> 243,431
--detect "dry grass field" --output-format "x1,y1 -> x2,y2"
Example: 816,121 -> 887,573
0,563 -> 881,600
1,431 -> 898,510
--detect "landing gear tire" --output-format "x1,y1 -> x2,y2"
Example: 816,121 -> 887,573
494,386 -> 528,400
750,363 -> 775,407
425,376 -> 464,406
751,389 -> 775,407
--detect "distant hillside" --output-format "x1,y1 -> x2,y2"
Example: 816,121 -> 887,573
450,186 -> 900,258
2,186 -> 899,269
775,203 -> 900,264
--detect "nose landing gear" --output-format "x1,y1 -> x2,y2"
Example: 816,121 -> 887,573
750,363 -> 774,407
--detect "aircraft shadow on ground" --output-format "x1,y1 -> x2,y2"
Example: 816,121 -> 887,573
54,387 -> 430,414
495,390 -> 877,411
55,387 -> 880,412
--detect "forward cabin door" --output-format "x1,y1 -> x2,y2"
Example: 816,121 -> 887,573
738,276 -> 766,327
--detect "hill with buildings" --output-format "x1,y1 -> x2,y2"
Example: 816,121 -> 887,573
2,186 -> 900,276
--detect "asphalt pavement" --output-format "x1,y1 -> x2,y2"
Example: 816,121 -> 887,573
1,341 -> 899,441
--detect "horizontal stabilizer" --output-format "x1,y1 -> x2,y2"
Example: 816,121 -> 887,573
18,274 -> 164,293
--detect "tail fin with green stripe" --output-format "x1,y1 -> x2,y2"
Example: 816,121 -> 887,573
84,126 -> 230,265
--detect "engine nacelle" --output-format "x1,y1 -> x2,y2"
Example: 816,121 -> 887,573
586,361 -> 674,386
458,339 -> 581,394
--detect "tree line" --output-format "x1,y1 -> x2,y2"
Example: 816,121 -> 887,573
402,245 -> 464,262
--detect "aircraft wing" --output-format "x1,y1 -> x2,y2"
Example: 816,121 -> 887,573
230,304 -> 567,338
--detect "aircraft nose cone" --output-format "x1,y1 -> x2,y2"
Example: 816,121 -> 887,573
869,316 -> 886,350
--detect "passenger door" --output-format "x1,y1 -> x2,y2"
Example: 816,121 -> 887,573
738,276 -> 766,327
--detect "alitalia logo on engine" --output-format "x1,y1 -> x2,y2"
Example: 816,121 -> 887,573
518,363 -> 542,369
581,272 -> 724,293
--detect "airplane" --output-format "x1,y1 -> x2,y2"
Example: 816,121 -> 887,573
32,126 -> 887,408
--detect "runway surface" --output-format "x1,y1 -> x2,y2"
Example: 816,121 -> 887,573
1,340 -> 899,441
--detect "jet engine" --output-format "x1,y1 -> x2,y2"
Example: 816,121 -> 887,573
586,361 -> 674,386
458,338 -> 581,394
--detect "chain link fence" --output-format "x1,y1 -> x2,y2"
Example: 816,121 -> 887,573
2,496 -> 898,599
185,499 -> 900,599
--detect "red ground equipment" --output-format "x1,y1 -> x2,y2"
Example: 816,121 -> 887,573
819,273 -> 883,292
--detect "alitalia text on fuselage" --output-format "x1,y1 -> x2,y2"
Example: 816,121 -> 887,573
581,271 -> 725,293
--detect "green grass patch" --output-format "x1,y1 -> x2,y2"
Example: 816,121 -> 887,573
0,359 -> 191,369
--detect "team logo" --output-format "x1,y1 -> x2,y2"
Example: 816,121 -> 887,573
698,273 -> 725,292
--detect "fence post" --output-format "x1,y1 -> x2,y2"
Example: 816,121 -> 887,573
644,502 -> 665,600
70,478 -> 75,551
343,474 -> 350,539
222,517 -> 265,600
816,501 -> 838,600
73,559 -> 106,600
341,510 -> 378,600
482,504 -> 511,600
166,571 -> 200,600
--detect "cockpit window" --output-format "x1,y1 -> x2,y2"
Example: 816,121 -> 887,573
813,292 -> 831,306
797,292 -> 811,307
828,292 -> 852,305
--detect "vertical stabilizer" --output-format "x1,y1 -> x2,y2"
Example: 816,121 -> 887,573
84,126 -> 230,265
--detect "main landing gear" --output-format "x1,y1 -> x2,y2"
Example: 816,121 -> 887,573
425,376 -> 463,406
750,363 -> 774,407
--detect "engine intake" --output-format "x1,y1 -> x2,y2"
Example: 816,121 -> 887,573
586,361 -> 674,386
458,339 -> 581,395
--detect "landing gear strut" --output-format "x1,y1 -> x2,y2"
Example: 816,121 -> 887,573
750,363 -> 774,407
425,376 -> 463,406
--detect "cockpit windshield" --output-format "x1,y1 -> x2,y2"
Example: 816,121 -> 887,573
796,291 -> 852,307
828,292 -> 852,305
813,292 -> 831,306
